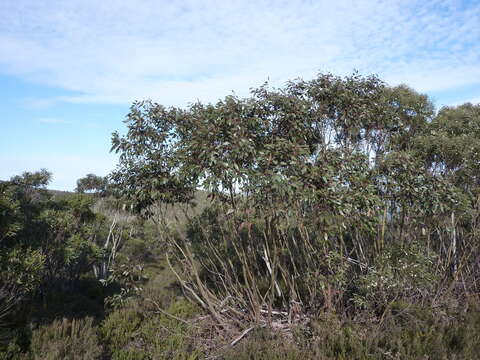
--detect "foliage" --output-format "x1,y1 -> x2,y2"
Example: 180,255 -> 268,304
353,241 -> 438,310
110,72 -> 480,327
300,303 -> 480,359
222,328 -> 306,360
29,317 -> 102,360
75,174 -> 108,196
101,298 -> 201,360
103,261 -> 148,309
0,171 -> 109,346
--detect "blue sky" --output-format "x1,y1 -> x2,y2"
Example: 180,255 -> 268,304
1,0 -> 479,190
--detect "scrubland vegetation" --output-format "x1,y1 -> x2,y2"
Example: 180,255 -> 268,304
1,73 -> 480,359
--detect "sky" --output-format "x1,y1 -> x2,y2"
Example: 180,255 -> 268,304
0,0 -> 479,190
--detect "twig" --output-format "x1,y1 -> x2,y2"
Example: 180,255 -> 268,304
146,298 -> 199,328
260,309 -> 288,316
230,323 -> 267,347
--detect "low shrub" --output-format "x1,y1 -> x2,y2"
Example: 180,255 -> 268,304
29,317 -> 102,360
222,328 -> 306,360
100,307 -> 145,359
301,303 -> 480,360
101,298 -> 201,360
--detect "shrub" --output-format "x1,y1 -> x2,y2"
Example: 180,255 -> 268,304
100,307 -> 144,359
300,304 -> 480,360
222,328 -> 306,360
30,317 -> 102,360
354,241 -> 438,310
100,298 -> 201,360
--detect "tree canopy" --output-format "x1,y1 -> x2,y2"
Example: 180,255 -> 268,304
75,173 -> 108,196
110,73 -> 471,214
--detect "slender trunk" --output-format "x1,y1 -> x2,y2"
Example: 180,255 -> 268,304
451,212 -> 457,274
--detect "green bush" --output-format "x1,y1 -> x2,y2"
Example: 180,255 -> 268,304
300,304 -> 480,360
354,241 -> 438,310
222,328 -> 306,360
100,298 -> 200,360
100,307 -> 145,359
30,317 -> 102,360
0,340 -> 28,360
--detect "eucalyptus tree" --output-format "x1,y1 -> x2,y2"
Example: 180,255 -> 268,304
110,73 -> 476,319
76,173 -> 108,196
111,73 -> 414,206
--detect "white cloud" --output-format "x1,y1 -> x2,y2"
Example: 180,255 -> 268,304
0,0 -> 479,106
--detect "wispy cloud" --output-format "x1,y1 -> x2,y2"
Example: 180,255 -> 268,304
0,0 -> 479,106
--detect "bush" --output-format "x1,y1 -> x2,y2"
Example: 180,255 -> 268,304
100,307 -> 145,359
100,298 -> 200,360
222,328 -> 306,360
300,304 -> 480,359
354,241 -> 438,311
30,317 -> 102,360
0,340 -> 28,360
